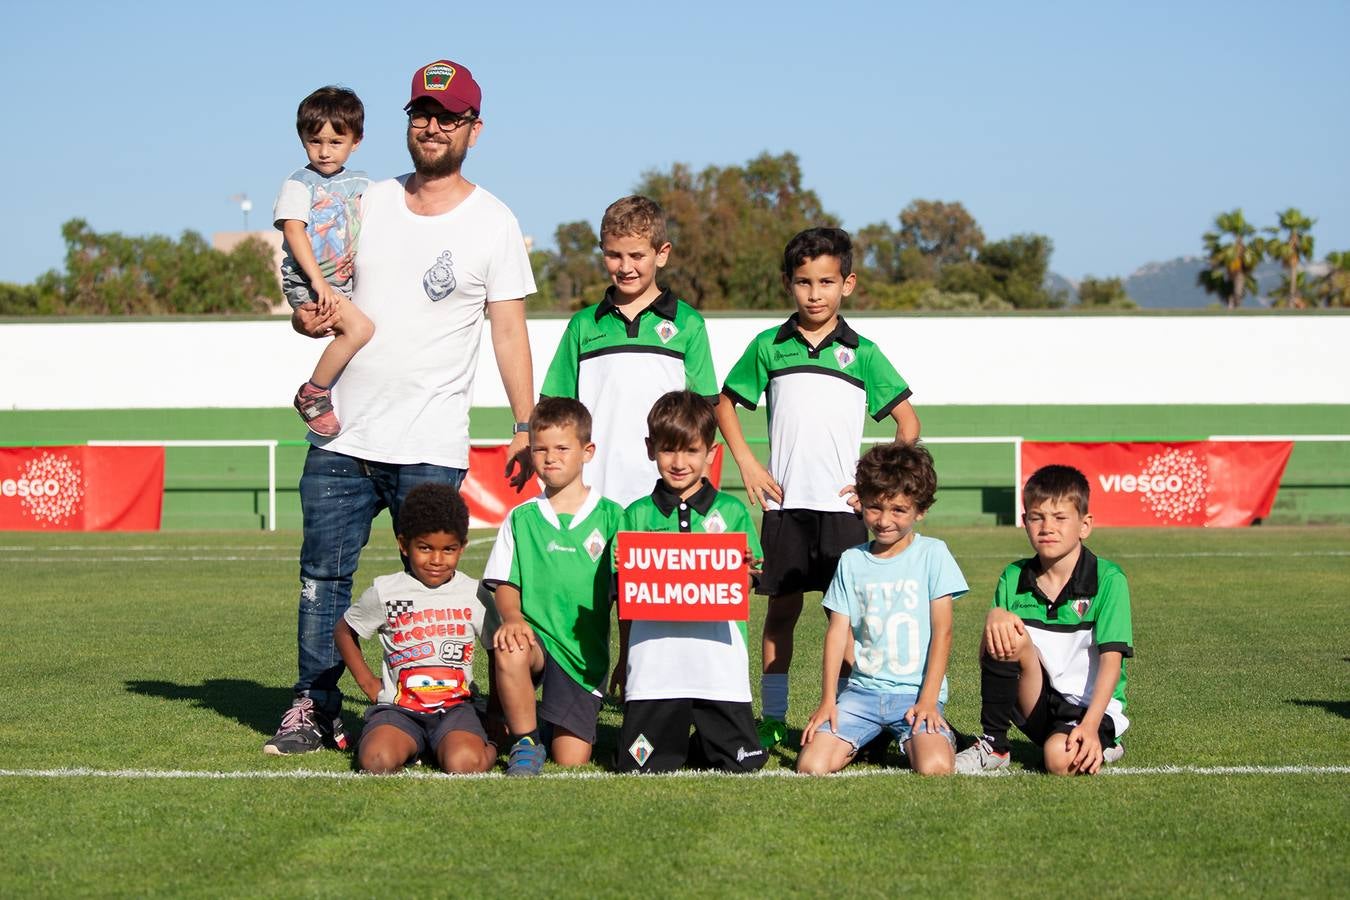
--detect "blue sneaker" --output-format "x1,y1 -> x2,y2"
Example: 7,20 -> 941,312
506,736 -> 546,777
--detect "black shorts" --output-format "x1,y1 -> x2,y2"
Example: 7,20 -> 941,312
1015,679 -> 1118,749
536,647 -> 604,745
362,703 -> 488,757
615,698 -> 766,774
758,509 -> 867,596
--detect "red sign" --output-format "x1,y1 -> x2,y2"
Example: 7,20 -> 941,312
461,443 -> 725,529
615,530 -> 751,621
0,446 -> 164,531
1020,441 -> 1293,527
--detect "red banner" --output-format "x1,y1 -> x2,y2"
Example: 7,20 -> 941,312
1020,441 -> 1293,527
615,531 -> 751,621
461,443 -> 725,529
0,446 -> 164,531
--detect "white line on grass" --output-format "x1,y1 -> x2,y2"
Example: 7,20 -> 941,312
2,765 -> 1347,781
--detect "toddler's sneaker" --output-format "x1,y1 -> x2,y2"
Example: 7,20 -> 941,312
294,382 -> 341,437
757,717 -> 788,749
263,697 -> 326,756
506,736 -> 546,777
954,736 -> 1010,775
1103,742 -> 1125,764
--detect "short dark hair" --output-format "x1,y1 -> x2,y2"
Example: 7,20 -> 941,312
1023,465 -> 1090,516
601,195 -> 669,249
783,227 -> 853,279
530,397 -> 592,444
647,390 -> 716,452
396,482 -> 469,543
296,86 -> 365,140
855,442 -> 938,513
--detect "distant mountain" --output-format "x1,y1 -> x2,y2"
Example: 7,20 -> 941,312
1042,257 -> 1326,310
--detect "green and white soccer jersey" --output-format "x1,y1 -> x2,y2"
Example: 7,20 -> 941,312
482,489 -> 624,693
722,315 -> 910,514
993,546 -> 1133,735
617,480 -> 764,703
540,288 -> 719,506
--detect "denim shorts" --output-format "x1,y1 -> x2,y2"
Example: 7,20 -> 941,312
816,686 -> 955,752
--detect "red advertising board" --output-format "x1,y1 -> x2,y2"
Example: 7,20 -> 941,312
0,446 -> 164,531
1020,441 -> 1293,527
462,443 -> 725,529
615,530 -> 751,622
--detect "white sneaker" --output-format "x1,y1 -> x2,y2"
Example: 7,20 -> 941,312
1102,743 -> 1125,764
954,737 -> 1011,775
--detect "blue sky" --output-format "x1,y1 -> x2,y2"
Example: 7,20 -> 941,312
2,1 -> 1347,285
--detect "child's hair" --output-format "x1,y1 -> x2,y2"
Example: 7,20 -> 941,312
1022,465 -> 1091,515
396,482 -> 469,543
783,226 -> 853,278
296,86 -> 365,140
530,397 -> 593,444
854,441 -> 938,512
647,390 -> 716,451
601,195 -> 668,249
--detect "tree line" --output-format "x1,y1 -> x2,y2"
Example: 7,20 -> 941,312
1199,208 -> 1348,308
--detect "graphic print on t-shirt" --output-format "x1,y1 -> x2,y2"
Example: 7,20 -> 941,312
423,250 -> 457,301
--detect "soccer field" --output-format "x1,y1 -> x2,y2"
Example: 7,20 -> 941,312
2,525 -> 1348,896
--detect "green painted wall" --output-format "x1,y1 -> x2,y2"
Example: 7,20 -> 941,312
3,405 -> 1347,528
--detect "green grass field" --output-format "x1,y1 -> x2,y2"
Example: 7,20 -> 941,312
2,525 -> 1347,896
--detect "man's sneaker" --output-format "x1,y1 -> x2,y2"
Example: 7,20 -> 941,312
757,717 -> 788,749
1103,742 -> 1125,764
954,737 -> 1011,775
263,697 -> 326,756
506,737 -> 546,777
294,382 -> 341,437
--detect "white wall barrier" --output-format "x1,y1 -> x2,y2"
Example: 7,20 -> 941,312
2,315 -> 1347,410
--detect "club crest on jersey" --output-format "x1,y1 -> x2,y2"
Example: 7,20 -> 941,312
702,509 -> 727,533
423,250 -> 457,301
423,63 -> 456,91
834,346 -> 856,368
1073,597 -> 1092,617
584,528 -> 606,562
654,320 -> 679,344
628,733 -> 654,767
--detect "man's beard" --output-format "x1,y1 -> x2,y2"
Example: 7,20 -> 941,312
407,133 -> 467,178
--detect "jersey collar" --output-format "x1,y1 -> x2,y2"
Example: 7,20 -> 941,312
1017,545 -> 1099,619
532,487 -> 602,530
650,477 -> 717,517
772,313 -> 861,354
593,286 -> 679,323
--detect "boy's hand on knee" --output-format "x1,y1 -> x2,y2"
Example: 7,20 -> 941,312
314,282 -> 341,316
904,700 -> 948,736
1064,725 -> 1104,774
493,620 -> 537,654
802,700 -> 837,744
984,608 -> 1026,660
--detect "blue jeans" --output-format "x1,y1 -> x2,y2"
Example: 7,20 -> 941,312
294,446 -> 465,714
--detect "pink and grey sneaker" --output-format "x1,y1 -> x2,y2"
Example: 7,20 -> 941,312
294,382 -> 340,437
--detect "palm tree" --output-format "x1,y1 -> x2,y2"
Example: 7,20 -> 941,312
1198,209 -> 1263,309
1264,208 -> 1316,308
1312,251 -> 1350,308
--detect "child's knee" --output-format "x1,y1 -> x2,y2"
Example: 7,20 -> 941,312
359,745 -> 406,775
340,300 -> 375,343
438,740 -> 492,773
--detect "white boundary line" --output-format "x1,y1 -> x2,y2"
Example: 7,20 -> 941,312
1,765 -> 1346,781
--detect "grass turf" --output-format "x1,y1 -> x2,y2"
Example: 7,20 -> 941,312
1,525 -> 1347,895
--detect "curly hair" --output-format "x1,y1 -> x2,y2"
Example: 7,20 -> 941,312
396,482 -> 469,542
601,195 -> 669,249
854,441 -> 938,512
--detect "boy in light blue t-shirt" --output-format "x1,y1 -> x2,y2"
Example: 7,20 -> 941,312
797,442 -> 967,775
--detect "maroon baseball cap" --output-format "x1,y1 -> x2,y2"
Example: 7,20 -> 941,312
406,59 -> 482,115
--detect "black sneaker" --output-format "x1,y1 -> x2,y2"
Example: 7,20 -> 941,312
328,712 -> 349,751
263,697 -> 326,756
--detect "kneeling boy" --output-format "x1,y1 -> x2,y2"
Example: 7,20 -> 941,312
482,398 -> 624,776
336,483 -> 494,774
614,391 -> 766,774
955,465 -> 1133,775
797,442 -> 967,775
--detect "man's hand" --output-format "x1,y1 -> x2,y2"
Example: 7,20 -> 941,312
293,301 -> 339,338
984,607 -> 1027,660
504,431 -> 534,490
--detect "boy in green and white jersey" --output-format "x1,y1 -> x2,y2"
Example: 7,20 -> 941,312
482,398 -> 624,776
540,196 -> 718,507
612,391 -> 767,774
955,465 -> 1133,776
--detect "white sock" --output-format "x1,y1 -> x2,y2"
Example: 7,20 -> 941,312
761,673 -> 789,721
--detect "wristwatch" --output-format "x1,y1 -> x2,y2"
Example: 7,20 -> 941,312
513,422 -> 531,434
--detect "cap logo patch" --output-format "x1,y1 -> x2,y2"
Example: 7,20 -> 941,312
834,346 -> 856,368
655,320 -> 679,344
424,63 -> 456,91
